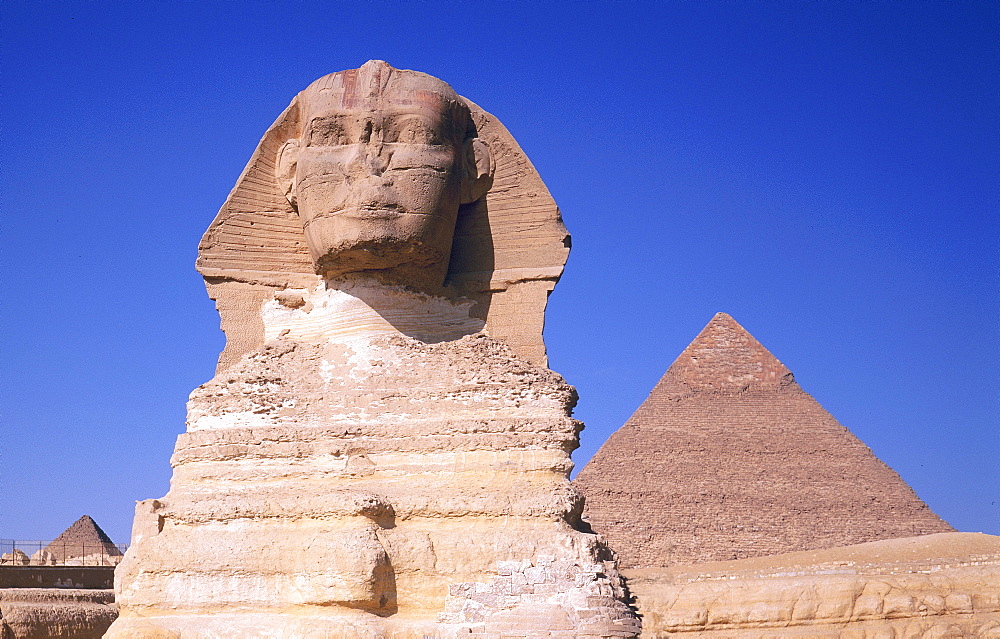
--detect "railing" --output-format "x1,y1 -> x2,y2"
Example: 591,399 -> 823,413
0,539 -> 129,567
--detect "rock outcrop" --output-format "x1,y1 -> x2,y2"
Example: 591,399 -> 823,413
107,62 -> 639,637
28,550 -> 55,567
575,313 -> 953,568
0,551 -> 29,567
626,532 -> 1000,637
0,588 -> 117,639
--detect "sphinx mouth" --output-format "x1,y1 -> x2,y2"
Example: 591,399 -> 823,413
307,203 -> 408,221
351,202 -> 409,219
359,201 -> 403,212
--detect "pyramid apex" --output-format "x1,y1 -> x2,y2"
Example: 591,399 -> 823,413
666,313 -> 795,393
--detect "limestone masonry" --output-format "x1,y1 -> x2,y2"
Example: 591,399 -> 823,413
107,61 -> 639,638
574,312 -> 954,569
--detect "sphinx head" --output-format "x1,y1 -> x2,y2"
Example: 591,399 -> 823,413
275,60 -> 492,291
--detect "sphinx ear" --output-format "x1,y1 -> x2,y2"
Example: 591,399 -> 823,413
275,139 -> 300,206
460,137 -> 494,205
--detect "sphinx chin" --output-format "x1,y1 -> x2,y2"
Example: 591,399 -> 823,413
301,212 -> 456,289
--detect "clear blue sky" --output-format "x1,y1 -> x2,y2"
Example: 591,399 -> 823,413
2,1 -> 996,543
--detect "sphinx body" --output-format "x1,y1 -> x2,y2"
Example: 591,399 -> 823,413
107,61 -> 639,638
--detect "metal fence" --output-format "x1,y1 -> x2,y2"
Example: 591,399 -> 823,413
0,539 -> 129,567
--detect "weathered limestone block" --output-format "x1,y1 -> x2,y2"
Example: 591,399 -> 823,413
28,551 -> 55,567
0,589 -> 117,639
441,554 -> 641,636
625,532 -> 1000,638
112,296 -> 637,634
0,552 -> 28,567
62,554 -> 122,567
109,61 -> 638,637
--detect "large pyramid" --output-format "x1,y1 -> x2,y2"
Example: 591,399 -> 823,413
574,313 -> 953,568
42,515 -> 122,563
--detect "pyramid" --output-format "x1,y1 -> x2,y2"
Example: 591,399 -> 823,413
574,313 -> 953,568
42,515 -> 122,563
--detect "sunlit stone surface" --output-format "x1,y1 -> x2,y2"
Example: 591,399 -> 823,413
107,61 -> 639,638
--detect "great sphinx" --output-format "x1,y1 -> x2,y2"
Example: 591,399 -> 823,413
107,60 -> 640,637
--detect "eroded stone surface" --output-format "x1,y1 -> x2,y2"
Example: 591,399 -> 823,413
111,287 -> 638,635
575,313 -> 954,568
0,551 -> 28,566
0,589 -> 117,639
197,60 -> 569,369
109,62 -> 636,637
625,532 -> 1000,637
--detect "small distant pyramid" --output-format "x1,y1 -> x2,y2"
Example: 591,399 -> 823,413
43,515 -> 122,563
574,313 -> 954,568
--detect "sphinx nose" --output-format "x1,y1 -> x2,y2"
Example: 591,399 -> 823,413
364,145 -> 392,176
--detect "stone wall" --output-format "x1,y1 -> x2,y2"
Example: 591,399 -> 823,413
440,555 -> 641,636
0,567 -> 114,589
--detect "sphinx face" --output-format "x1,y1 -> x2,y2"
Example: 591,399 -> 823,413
286,65 -> 470,288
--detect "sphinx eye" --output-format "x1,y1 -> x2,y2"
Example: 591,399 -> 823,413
308,119 -> 349,146
394,118 -> 441,145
